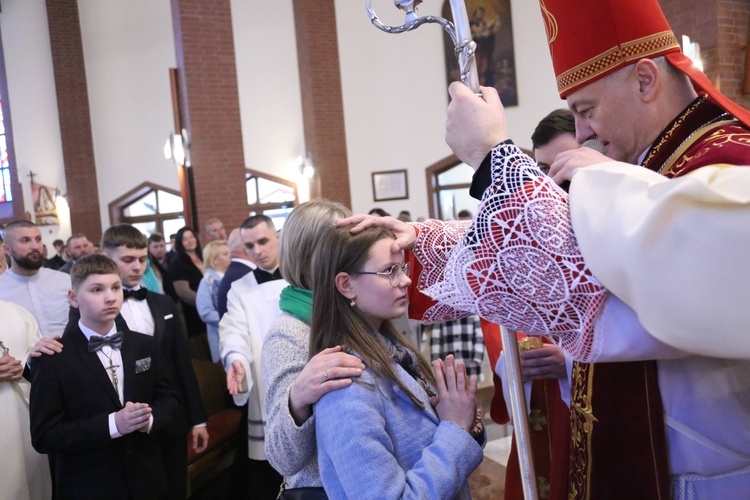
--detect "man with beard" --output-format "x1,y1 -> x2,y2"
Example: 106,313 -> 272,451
0,221 -> 71,339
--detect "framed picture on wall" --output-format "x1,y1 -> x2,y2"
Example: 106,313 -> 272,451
372,169 -> 409,201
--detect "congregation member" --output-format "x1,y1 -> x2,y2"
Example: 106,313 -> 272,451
218,215 -> 280,318
0,300 -> 59,500
215,226 -> 256,319
262,200 -> 366,494
310,224 -> 483,498
166,233 -> 178,264
204,217 -> 227,243
531,109 -> 579,176
146,232 -> 177,300
196,239 -> 230,362
58,233 -> 94,274
30,254 -> 181,499
169,226 -> 206,336
344,0 -> 750,496
220,216 -> 284,499
0,220 -> 71,339
45,239 -> 66,270
99,224 -> 208,499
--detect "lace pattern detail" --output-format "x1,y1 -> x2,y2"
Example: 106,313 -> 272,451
412,144 -> 607,361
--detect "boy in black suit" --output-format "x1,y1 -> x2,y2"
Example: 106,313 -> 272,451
30,254 -> 181,499
101,224 -> 208,499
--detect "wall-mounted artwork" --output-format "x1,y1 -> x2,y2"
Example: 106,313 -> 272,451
32,181 -> 58,225
443,0 -> 518,106
372,169 -> 409,202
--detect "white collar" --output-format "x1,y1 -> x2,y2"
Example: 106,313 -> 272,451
78,320 -> 118,341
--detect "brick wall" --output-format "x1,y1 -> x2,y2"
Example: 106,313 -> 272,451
170,0 -> 248,243
661,0 -> 750,109
46,0 -> 102,242
293,0 -> 351,208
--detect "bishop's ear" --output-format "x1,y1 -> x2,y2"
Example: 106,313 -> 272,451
633,58 -> 659,101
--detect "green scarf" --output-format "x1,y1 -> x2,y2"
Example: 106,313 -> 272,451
279,286 -> 313,324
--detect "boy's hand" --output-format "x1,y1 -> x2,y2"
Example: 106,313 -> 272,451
114,402 -> 152,435
0,351 -> 23,381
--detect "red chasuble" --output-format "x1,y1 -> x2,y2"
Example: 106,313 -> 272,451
481,320 -> 570,500
569,94 -> 750,500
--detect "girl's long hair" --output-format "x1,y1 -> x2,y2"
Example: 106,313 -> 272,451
309,225 -> 435,409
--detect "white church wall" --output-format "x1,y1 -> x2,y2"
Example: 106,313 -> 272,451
78,0 -> 178,233
2,0 -> 566,244
0,0 -> 69,247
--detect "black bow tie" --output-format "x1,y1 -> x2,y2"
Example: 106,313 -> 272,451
123,288 -> 148,301
88,332 -> 124,353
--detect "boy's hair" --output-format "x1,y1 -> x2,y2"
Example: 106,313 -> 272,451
148,232 -> 165,244
531,108 -> 576,149
101,224 -> 148,252
70,254 -> 120,289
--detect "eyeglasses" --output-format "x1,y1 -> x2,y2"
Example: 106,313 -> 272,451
353,262 -> 410,287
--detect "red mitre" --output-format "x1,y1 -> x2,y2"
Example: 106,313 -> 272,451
539,0 -> 750,127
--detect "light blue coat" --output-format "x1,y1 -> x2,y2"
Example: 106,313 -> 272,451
315,359 -> 483,499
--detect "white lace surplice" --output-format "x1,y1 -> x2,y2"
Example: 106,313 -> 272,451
411,144 -> 607,361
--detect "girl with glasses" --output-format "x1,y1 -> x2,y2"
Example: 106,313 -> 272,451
310,224 -> 483,498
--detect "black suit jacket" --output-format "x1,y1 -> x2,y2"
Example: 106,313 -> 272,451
70,293 -> 208,430
142,290 -> 207,429
29,322 -> 181,500
216,260 -> 254,318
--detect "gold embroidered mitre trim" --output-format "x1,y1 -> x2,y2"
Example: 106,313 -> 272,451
557,31 -> 680,96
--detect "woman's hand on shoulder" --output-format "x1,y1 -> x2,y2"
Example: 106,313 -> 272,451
432,354 -> 477,432
289,345 -> 366,425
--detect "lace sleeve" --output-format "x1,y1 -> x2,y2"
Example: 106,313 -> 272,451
411,143 -> 607,361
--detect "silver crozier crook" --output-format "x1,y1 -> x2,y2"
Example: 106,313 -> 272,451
365,0 -> 480,93
364,2 -> 538,499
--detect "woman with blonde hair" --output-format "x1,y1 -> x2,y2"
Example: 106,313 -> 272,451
197,239 -> 230,361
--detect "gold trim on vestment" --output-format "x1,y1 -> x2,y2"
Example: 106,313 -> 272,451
642,95 -> 709,170
568,362 -> 597,500
556,31 -> 680,96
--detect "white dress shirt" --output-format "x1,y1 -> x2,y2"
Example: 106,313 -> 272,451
0,268 -> 71,339
79,321 -> 125,438
119,286 -> 155,336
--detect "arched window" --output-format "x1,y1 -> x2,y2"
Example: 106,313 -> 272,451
425,148 -> 533,220
0,23 -> 23,223
245,169 -> 297,230
425,156 -> 479,220
109,182 -> 185,237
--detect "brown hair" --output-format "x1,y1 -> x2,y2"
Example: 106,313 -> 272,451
70,254 -> 120,289
309,225 -> 434,409
101,224 -> 148,252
